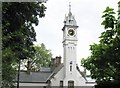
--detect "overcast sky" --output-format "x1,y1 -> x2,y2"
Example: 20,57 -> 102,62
34,0 -> 119,65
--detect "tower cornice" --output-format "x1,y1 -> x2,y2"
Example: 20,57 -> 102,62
62,25 -> 78,31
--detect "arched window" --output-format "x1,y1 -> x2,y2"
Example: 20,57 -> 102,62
70,61 -> 72,71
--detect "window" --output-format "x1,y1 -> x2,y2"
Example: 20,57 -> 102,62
70,65 -> 72,71
70,61 -> 72,71
60,81 -> 63,88
68,81 -> 74,88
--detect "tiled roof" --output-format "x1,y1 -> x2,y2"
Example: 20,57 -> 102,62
17,71 -> 52,83
15,64 -> 64,83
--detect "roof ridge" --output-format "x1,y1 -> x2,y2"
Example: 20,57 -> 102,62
46,63 -> 64,81
76,65 -> 87,81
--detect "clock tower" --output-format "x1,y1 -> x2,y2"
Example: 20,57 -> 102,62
62,3 -> 79,86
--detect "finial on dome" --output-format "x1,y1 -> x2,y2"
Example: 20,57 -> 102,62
69,2 -> 71,13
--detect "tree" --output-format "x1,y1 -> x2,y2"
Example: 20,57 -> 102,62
2,2 -> 46,87
81,2 -> 120,85
22,43 -> 52,71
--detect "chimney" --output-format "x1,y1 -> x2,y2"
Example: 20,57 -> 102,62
55,56 -> 61,65
50,58 -> 55,71
50,56 -> 62,71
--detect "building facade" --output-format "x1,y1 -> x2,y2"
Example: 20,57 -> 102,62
15,4 -> 96,88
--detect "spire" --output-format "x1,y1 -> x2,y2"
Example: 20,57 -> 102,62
68,2 -> 72,16
63,2 -> 77,26
69,2 -> 71,13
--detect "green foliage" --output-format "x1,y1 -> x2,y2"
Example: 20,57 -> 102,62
33,43 -> 52,68
22,43 -> 52,71
101,6 -> 116,29
2,48 -> 17,88
95,80 -> 120,88
2,2 -> 46,87
81,2 -> 120,84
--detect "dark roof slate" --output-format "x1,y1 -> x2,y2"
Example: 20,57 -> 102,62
17,64 -> 64,83
18,71 -> 52,83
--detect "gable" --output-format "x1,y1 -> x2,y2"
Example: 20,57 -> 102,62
47,63 -> 64,81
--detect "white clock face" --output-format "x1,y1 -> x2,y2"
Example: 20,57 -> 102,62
68,28 -> 75,36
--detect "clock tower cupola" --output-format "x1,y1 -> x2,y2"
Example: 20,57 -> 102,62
62,3 -> 78,42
